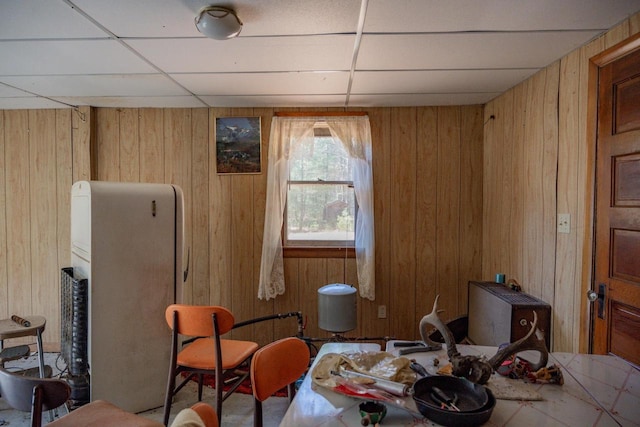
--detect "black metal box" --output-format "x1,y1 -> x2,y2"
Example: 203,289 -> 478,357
467,281 -> 551,348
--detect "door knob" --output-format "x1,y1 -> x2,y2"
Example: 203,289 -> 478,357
587,284 -> 606,319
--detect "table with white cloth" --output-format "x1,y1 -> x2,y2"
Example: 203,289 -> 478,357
279,341 -> 639,426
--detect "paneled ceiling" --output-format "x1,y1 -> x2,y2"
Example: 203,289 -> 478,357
1,0 -> 639,109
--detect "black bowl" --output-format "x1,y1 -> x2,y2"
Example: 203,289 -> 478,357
412,376 -> 495,427
413,375 -> 489,411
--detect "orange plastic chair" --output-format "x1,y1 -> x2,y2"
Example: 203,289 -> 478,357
250,337 -> 310,427
163,304 -> 259,426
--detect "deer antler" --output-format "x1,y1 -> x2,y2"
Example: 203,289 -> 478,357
487,311 -> 549,372
420,295 -> 493,384
419,295 -> 549,384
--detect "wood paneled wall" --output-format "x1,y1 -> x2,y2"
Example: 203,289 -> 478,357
483,12 -> 640,352
0,105 -> 483,347
0,107 -> 91,348
90,106 -> 484,345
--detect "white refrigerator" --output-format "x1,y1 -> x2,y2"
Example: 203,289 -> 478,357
70,180 -> 184,413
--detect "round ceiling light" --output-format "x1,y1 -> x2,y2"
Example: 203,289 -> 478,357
195,6 -> 242,40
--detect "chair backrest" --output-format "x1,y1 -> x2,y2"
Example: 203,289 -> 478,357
0,368 -> 70,427
250,337 -> 310,402
190,402 -> 219,427
165,304 -> 235,336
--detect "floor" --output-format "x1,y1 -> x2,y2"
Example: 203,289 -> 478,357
0,353 -> 289,426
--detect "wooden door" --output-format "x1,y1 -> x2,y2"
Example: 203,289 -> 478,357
593,44 -> 640,365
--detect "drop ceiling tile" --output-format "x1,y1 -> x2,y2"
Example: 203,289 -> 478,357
51,95 -> 206,108
72,0 -> 362,37
1,74 -> 188,97
0,40 -> 157,75
365,0 -> 640,32
128,35 -> 355,73
357,31 -> 600,70
171,71 -> 350,95
199,94 -> 348,107
348,93 -> 499,107
352,69 -> 539,94
0,0 -> 106,39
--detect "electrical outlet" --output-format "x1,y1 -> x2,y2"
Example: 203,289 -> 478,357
377,305 -> 387,319
558,214 -> 570,234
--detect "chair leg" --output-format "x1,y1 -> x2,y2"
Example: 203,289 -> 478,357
163,371 -> 176,426
215,369 -> 223,426
31,385 -> 43,427
287,383 -> 296,404
197,373 -> 204,401
253,398 -> 263,427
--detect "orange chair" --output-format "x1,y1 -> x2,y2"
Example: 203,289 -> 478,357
163,305 -> 259,426
250,337 -> 310,427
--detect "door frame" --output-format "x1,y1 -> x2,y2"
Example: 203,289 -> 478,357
583,32 -> 640,353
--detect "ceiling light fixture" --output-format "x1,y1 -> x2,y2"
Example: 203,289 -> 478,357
194,6 -> 242,40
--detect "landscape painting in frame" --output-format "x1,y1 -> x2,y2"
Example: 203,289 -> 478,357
216,117 -> 262,174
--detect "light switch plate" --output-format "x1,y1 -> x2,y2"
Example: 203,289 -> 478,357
558,214 -> 570,233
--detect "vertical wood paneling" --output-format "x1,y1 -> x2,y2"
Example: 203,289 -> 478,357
190,109 -> 210,306
299,259 -> 325,339
5,110 -> 31,316
56,109 -> 72,291
139,108 -> 164,183
277,258 -> 301,340
209,108 -> 232,310
436,107 -> 461,318
119,108 -> 139,182
556,50 -> 582,351
524,70 -> 546,298
223,108 -> 255,340
497,94 -> 512,274
0,112 -> 7,317
459,106 -> 483,314
95,109 -> 119,181
510,84 -> 526,282
29,110 -> 58,332
390,108 -> 417,338
415,107 -> 438,320
542,62 -> 560,307
481,103 -> 496,280
0,111 -> 9,318
71,107 -> 92,183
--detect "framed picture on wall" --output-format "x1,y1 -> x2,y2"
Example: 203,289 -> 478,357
215,117 -> 262,174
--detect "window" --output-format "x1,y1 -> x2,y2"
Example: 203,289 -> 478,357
259,115 -> 375,301
285,127 -> 356,247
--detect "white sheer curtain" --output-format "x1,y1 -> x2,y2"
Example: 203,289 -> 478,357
258,115 -> 376,300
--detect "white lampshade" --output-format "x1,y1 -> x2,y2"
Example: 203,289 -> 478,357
195,6 -> 242,40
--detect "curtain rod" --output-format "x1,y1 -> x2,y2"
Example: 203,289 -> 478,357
274,111 -> 367,117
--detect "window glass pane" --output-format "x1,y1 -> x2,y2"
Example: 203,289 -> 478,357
290,135 -> 350,181
286,183 -> 355,245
